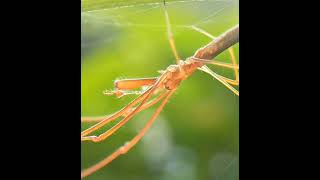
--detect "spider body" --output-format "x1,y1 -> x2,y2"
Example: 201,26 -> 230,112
162,59 -> 203,90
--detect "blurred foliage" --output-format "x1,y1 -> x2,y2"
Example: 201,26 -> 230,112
81,0 -> 239,179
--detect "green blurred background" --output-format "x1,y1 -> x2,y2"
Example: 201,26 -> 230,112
81,0 -> 239,179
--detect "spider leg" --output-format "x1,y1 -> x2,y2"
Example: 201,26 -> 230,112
122,90 -> 170,117
81,87 -> 153,137
199,65 -> 239,96
81,77 -> 159,124
104,89 -> 147,98
163,0 -> 180,63
82,74 -> 167,142
81,89 -> 176,179
191,57 -> 239,70
81,91 -> 169,123
228,46 -> 239,81
190,57 -> 239,86
191,25 -> 239,84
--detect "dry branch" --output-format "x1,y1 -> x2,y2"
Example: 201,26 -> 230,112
193,24 -> 239,60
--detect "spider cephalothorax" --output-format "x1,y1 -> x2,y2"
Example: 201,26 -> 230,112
162,60 -> 203,90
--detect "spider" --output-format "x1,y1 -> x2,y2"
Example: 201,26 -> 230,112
81,1 -> 239,178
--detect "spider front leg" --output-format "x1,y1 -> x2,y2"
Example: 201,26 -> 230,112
199,65 -> 239,96
191,25 -> 239,82
190,57 -> 239,86
190,25 -> 239,94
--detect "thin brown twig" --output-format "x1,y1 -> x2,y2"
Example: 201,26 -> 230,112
192,24 -> 239,60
